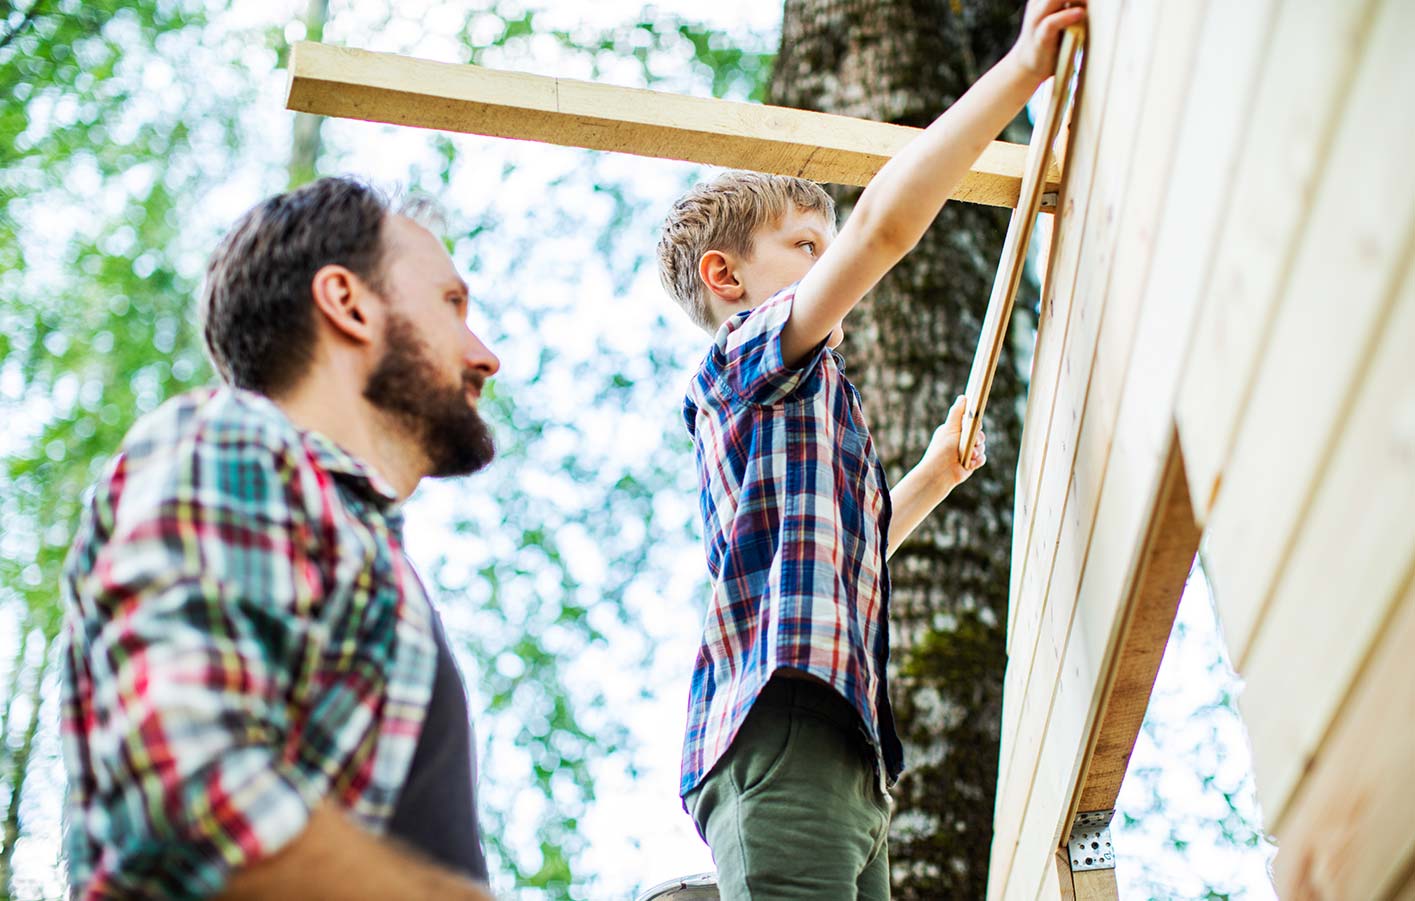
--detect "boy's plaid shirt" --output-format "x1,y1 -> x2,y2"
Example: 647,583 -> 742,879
680,285 -> 904,798
60,388 -> 440,899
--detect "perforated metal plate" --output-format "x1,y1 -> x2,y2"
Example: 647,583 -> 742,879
1067,809 -> 1116,872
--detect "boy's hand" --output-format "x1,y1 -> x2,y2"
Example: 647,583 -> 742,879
922,396 -> 987,490
1006,0 -> 1087,86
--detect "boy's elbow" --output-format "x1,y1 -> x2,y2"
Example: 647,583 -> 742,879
850,202 -> 919,260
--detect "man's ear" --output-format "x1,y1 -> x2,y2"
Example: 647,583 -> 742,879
698,250 -> 744,303
310,264 -> 377,345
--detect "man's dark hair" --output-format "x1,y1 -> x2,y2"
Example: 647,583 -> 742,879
200,176 -> 393,395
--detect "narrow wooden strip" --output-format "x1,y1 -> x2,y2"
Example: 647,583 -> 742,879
959,26 -> 1083,463
285,41 -> 1057,205
1175,0 -> 1383,521
1200,0 -> 1415,670
1039,849 -> 1078,901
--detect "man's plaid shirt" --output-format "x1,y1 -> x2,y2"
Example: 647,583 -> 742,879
680,285 -> 904,798
60,388 -> 440,899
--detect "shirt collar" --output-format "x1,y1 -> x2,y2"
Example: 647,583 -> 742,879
230,387 -> 403,510
301,427 -> 402,508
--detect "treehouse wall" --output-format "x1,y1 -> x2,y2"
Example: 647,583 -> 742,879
985,0 -> 1415,898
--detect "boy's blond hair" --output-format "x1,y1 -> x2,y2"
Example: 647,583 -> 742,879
657,171 -> 836,332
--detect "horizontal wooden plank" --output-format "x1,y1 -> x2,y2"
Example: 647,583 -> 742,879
1174,0 -> 1381,521
1199,0 -> 1415,671
1271,569 -> 1415,900
1006,5 -> 1114,641
994,0 -> 1128,824
996,0 -> 1168,836
1240,234 -> 1415,832
285,41 -> 1058,206
991,2 -> 1258,896
1002,0 -> 1163,774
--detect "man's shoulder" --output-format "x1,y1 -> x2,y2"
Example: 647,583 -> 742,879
116,386 -> 302,465
94,386 -> 313,515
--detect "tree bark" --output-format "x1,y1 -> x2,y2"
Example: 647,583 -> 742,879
769,1 -> 1030,896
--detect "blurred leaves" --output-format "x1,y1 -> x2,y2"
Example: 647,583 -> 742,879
1,1 -> 769,898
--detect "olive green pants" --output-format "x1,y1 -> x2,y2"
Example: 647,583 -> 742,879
684,678 -> 893,901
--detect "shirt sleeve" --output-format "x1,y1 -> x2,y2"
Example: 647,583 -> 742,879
711,286 -> 831,406
65,425 -> 329,898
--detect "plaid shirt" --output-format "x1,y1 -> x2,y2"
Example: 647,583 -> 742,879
60,388 -> 439,899
680,285 -> 903,798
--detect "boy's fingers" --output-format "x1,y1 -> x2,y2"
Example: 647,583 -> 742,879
1042,6 -> 1087,36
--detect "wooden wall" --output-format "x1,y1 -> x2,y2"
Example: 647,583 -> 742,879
986,0 -> 1415,898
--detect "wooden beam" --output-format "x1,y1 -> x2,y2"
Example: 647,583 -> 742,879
284,41 -> 1059,207
1071,870 -> 1118,901
1041,850 -> 1078,901
1074,438 -> 1196,812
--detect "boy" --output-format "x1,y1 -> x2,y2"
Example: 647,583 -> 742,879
655,0 -> 1085,897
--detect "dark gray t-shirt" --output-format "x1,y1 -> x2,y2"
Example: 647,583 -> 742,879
387,615 -> 488,882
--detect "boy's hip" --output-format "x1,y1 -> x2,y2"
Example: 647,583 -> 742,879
686,676 -> 891,824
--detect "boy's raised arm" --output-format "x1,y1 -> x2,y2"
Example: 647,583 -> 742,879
780,0 -> 1086,367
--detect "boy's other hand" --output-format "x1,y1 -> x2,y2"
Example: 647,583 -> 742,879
922,396 -> 987,491
1006,0 -> 1087,86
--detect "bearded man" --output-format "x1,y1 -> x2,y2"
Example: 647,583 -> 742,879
60,177 -> 500,900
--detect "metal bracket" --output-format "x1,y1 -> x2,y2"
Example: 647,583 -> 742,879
1040,190 -> 1060,211
1067,809 -> 1116,872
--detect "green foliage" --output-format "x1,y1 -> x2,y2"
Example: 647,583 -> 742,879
2,1 -> 242,893
0,1 -> 772,898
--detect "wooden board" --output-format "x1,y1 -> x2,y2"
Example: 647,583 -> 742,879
1174,0 -> 1383,521
285,41 -> 1058,206
1001,0 -> 1166,783
990,2 -> 1254,895
1271,570 -> 1415,900
1040,850 -> 1077,901
1070,869 -> 1117,901
1198,0 -> 1415,672
1239,238 -> 1415,832
1006,0 -> 1118,643
995,0 -> 1128,803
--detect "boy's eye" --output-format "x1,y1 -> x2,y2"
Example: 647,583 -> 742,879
800,241 -> 817,257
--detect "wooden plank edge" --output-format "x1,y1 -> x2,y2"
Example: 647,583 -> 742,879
285,41 -> 1060,205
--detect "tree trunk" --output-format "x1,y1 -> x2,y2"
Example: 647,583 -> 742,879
0,632 -> 50,898
769,1 -> 1029,896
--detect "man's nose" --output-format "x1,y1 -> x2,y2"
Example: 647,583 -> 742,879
464,330 -> 500,377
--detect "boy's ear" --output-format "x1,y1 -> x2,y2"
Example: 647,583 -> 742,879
698,250 -> 745,303
310,264 -> 378,346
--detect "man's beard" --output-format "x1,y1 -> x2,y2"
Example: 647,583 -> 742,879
363,313 -> 495,478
